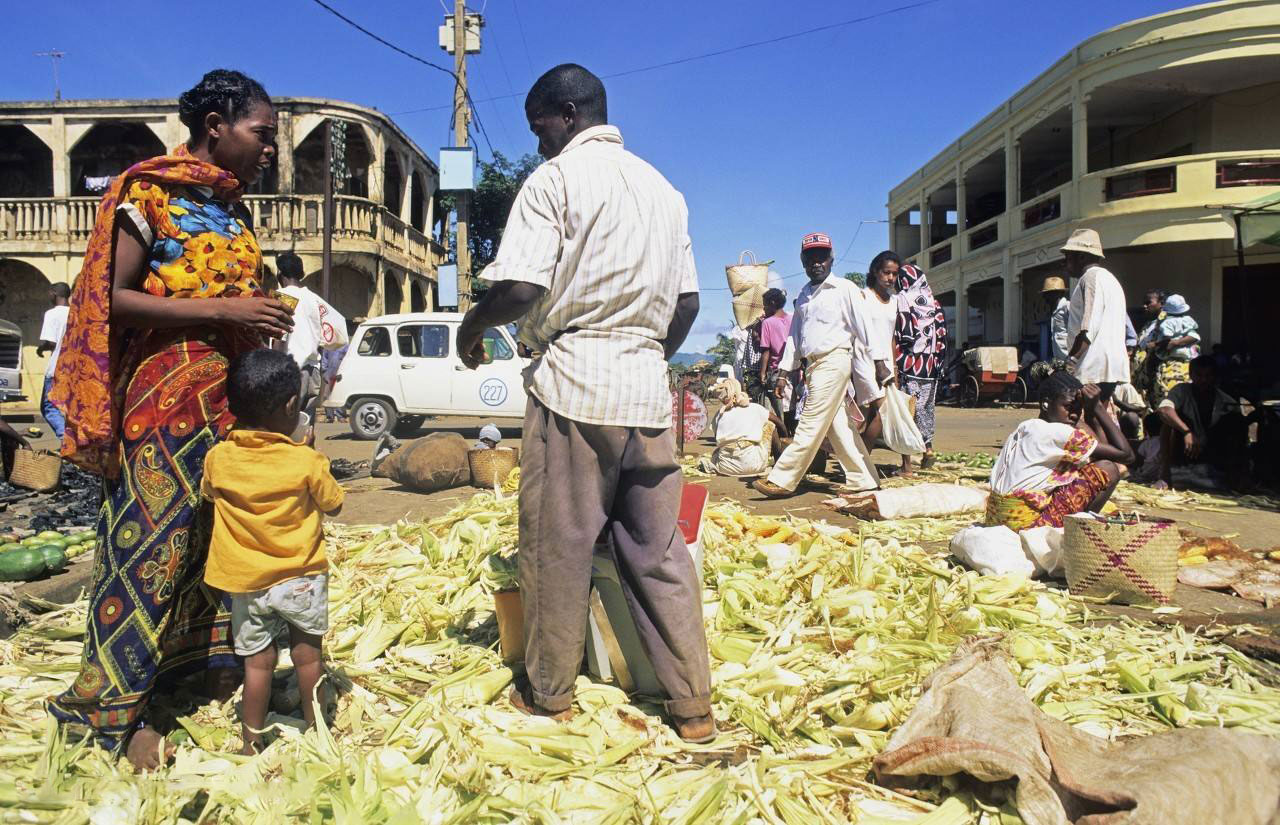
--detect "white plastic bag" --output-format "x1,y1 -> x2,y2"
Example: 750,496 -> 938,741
879,384 -> 926,456
1019,526 -> 1065,577
950,525 -> 1034,578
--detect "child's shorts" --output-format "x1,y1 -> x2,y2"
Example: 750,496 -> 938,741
230,573 -> 329,657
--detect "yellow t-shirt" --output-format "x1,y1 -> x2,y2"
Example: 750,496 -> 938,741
202,429 -> 345,593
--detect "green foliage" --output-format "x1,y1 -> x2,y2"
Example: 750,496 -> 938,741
708,333 -> 737,366
844,271 -> 866,288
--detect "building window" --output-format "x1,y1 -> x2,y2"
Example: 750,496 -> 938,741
968,223 -> 998,251
1217,159 -> 1280,188
929,243 -> 952,267
1104,166 -> 1176,201
1022,194 -> 1061,229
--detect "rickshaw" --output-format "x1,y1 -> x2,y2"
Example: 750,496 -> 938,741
947,346 -> 1028,407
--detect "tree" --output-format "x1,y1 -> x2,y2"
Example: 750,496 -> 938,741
707,332 -> 737,366
844,271 -> 866,288
440,151 -> 543,296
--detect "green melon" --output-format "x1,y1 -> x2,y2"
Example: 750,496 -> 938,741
0,549 -> 47,582
36,545 -> 67,573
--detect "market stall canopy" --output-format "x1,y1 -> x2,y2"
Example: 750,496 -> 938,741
1223,190 -> 1280,250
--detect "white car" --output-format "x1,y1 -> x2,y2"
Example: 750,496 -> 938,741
325,312 -> 529,440
0,320 -> 23,402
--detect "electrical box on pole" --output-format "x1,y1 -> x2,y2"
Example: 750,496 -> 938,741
439,147 -> 475,191
438,14 -> 484,54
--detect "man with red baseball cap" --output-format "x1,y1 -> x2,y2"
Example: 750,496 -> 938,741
752,232 -> 880,497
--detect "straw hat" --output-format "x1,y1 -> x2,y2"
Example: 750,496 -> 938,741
1041,276 -> 1067,293
1060,228 -> 1104,258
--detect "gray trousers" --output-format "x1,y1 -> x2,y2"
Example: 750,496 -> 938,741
518,396 -> 712,718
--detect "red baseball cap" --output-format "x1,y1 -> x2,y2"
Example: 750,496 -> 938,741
801,232 -> 833,251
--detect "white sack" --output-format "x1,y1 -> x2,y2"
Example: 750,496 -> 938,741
950,525 -> 1034,578
1019,526 -> 1065,578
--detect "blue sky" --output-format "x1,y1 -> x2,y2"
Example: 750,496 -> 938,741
2,0 -> 1187,350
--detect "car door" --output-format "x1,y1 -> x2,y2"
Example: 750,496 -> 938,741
394,321 -> 452,413
447,326 -> 527,417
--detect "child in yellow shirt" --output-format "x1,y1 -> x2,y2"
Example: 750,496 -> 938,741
203,348 -> 344,754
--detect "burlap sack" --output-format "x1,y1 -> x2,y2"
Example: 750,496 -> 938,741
874,637 -> 1280,825
379,432 -> 471,492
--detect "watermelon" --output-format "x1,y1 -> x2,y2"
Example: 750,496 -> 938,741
0,549 -> 47,582
0,542 -> 23,554
20,537 -> 44,547
36,531 -> 64,542
36,545 -> 67,573
74,532 -> 96,544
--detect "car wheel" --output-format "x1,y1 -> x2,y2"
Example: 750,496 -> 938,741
349,397 -> 395,441
394,415 -> 426,435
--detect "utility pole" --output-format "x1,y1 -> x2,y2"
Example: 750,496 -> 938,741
322,118 -> 333,302
35,50 -> 65,101
449,0 -> 475,310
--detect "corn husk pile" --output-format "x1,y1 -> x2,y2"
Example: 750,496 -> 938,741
3,491 -> 1280,824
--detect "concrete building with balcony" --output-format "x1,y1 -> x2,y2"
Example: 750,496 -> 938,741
0,96 -> 447,401
887,0 -> 1280,374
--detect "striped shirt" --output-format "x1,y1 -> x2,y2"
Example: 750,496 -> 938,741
480,125 -> 699,428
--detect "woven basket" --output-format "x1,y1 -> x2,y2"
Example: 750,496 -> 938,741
468,447 -> 519,488
1063,513 -> 1179,605
725,250 -> 771,296
9,448 -> 61,492
731,285 -> 766,328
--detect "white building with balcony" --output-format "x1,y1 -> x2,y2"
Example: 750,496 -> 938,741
0,96 -> 447,401
887,0 -> 1280,371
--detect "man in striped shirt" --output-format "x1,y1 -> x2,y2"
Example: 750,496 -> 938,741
456,64 -> 713,742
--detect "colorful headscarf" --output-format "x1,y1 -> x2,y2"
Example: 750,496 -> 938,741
894,263 -> 947,381
49,145 -> 244,477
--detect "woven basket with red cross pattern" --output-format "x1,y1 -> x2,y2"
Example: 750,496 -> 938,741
1063,514 -> 1179,606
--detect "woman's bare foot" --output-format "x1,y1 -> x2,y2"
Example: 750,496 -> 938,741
1152,479 -> 1170,491
239,735 -> 264,756
125,726 -> 174,771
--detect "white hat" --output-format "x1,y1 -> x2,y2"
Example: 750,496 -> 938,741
1163,294 -> 1190,315
1060,228 -> 1105,258
479,424 -> 502,443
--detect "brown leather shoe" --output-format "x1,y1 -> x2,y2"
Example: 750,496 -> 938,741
751,479 -> 793,498
508,684 -> 575,722
671,713 -> 717,744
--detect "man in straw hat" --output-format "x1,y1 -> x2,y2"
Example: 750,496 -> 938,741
751,232 -> 880,499
455,64 -> 714,743
1061,228 -> 1130,399
1041,275 -> 1070,362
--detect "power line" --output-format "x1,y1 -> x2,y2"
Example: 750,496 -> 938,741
391,0 -> 945,116
508,0 -> 538,81
308,0 -> 497,157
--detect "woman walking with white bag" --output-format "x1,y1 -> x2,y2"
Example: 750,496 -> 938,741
893,263 -> 947,475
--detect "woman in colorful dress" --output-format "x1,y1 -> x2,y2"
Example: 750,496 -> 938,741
1132,289 -> 1166,404
985,372 -> 1133,530
48,70 -> 293,770
1147,293 -> 1200,408
893,263 -> 946,476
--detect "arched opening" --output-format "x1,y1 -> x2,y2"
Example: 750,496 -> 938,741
384,150 -> 403,214
294,121 -> 372,198
302,265 -> 372,321
410,281 -> 426,313
69,123 -> 164,196
383,271 -> 403,314
410,169 -> 426,231
0,126 -> 52,198
0,259 -> 57,390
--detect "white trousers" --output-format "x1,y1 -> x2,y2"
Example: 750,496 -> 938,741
767,348 -> 880,492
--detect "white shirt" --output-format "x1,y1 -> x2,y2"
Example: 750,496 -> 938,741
777,275 -> 872,373
989,418 -> 1098,495
1050,297 -> 1070,361
39,305 -> 69,378
280,285 -> 347,370
861,287 -> 897,362
481,125 -> 698,428
714,403 -> 769,445
1067,265 -> 1130,384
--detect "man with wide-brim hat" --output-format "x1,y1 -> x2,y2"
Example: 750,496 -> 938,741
1061,228 -> 1129,398
1041,275 -> 1070,361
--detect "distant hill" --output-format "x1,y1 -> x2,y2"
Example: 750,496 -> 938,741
669,352 -> 710,366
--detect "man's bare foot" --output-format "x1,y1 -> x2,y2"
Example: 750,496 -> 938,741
508,684 -> 575,721
671,713 -> 717,743
239,738 -> 264,756
1152,479 -> 1170,491
125,726 -> 174,771
204,667 -> 243,702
